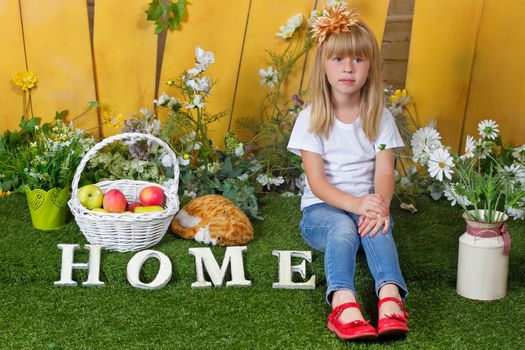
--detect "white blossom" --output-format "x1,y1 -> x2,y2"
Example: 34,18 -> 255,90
276,14 -> 303,39
411,126 -> 442,164
161,154 -> 173,167
307,9 -> 323,27
178,155 -> 190,166
189,46 -> 215,75
186,77 -> 210,93
506,203 -> 525,220
257,173 -> 285,190
512,144 -> 525,163
234,143 -> 244,157
477,119 -> 499,140
184,190 -> 197,199
259,66 -> 278,88
427,147 -> 454,181
443,185 -> 472,207
154,92 -> 170,106
460,135 -> 476,159
185,95 -> 205,109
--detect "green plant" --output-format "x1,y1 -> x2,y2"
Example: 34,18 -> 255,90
411,119 -> 525,222
146,0 -> 186,34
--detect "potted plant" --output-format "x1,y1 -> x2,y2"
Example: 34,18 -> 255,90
411,119 -> 525,300
18,116 -> 95,230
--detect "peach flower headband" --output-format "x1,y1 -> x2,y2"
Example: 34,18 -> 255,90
310,6 -> 360,44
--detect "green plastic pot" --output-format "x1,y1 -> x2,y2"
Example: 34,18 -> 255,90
24,185 -> 70,231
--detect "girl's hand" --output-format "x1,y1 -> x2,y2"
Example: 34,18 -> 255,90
358,214 -> 390,237
354,194 -> 389,218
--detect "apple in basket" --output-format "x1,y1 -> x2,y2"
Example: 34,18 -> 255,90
103,189 -> 128,213
78,184 -> 104,209
139,186 -> 165,206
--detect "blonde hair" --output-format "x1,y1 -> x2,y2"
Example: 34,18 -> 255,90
310,21 -> 384,140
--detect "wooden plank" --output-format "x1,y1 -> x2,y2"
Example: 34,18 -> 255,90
20,0 -> 98,136
405,0 -> 482,151
463,0 -> 525,146
94,0 -> 157,137
159,0 -> 251,148
0,0 -> 28,132
230,0 -> 315,141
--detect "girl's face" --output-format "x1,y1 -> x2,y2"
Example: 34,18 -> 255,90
323,54 -> 370,101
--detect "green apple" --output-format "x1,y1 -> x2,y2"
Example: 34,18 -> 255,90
134,205 -> 164,213
78,184 -> 104,209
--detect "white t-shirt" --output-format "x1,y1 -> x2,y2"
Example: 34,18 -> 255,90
287,105 -> 404,210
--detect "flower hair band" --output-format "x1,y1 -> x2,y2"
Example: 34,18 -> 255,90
310,6 -> 360,44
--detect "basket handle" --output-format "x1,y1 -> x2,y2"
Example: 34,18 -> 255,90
71,132 -> 179,198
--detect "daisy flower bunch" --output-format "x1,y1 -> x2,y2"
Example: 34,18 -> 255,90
411,119 -> 525,222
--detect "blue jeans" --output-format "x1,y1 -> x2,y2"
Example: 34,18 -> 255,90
300,202 -> 408,305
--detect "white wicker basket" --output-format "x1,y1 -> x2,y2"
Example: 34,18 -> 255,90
68,133 -> 180,252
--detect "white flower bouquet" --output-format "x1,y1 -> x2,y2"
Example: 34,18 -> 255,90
411,119 -> 525,222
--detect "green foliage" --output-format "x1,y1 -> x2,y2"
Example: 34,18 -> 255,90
0,103 -> 98,192
146,0 -> 187,34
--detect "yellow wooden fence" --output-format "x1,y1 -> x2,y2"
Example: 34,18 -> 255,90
1,0 -> 524,151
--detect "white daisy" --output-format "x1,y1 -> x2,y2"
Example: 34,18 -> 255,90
460,135 -> 476,159
512,144 -> 525,163
410,126 -> 442,164
427,147 -> 454,181
259,66 -> 278,88
443,185 -> 472,207
477,119 -> 499,140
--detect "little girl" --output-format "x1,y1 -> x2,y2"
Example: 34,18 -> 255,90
287,6 -> 409,340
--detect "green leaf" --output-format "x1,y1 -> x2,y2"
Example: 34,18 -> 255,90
146,0 -> 162,20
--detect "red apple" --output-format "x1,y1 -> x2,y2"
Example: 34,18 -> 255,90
128,202 -> 143,212
103,189 -> 128,213
139,186 -> 165,206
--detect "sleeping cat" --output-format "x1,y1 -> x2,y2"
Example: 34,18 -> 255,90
171,195 -> 254,246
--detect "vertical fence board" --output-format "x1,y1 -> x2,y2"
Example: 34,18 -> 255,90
94,0 -> 157,137
230,0 -> 314,141
159,0 -> 251,148
20,0 -> 98,135
0,0 -> 29,131
463,0 -> 525,146
405,0 -> 482,151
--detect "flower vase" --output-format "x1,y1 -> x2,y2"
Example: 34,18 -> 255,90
456,210 -> 511,300
24,185 -> 70,231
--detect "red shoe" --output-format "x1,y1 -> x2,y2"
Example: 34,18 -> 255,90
327,302 -> 378,340
377,297 -> 409,336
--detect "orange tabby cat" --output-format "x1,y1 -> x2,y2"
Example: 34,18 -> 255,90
171,195 -> 253,246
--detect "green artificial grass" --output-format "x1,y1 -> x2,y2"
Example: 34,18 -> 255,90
1,194 -> 524,349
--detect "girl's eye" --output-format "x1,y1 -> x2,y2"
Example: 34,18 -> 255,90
333,57 -> 343,62
353,58 -> 362,63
